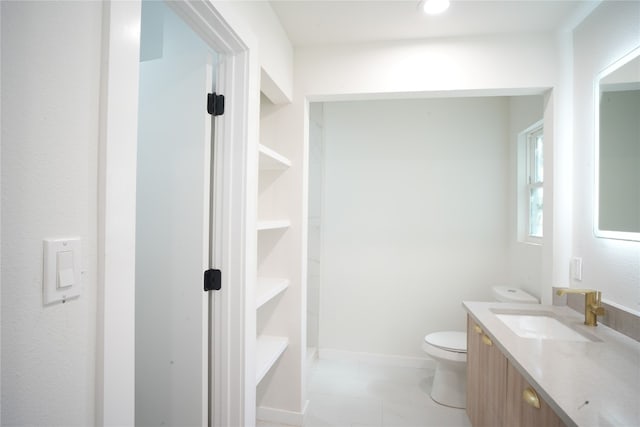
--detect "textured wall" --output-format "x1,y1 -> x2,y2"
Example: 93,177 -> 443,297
1,2 -> 101,425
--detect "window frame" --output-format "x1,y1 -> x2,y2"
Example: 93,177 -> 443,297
517,120 -> 544,244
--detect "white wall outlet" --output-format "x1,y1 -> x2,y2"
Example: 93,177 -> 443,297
571,257 -> 583,282
43,238 -> 82,305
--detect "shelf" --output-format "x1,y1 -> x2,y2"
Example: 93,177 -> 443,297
257,220 -> 290,231
259,144 -> 291,170
256,335 -> 289,384
256,278 -> 290,309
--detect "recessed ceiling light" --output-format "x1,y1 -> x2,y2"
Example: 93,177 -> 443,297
420,0 -> 450,15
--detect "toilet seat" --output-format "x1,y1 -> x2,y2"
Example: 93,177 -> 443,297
424,331 -> 467,353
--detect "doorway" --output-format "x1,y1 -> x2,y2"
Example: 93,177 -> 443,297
135,2 -> 218,425
101,1 -> 254,424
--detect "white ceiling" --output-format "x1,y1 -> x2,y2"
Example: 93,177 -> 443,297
269,0 -> 599,47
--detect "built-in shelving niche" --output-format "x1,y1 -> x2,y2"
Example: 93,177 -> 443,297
256,139 -> 291,389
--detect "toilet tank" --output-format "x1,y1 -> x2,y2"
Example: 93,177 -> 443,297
492,286 -> 538,303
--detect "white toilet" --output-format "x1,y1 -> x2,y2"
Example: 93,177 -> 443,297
422,286 -> 538,409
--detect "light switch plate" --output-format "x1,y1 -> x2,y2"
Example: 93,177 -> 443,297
43,238 -> 82,305
571,257 -> 583,282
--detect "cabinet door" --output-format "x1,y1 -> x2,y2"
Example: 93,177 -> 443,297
466,315 -> 507,427
505,363 -> 567,427
466,315 -> 482,425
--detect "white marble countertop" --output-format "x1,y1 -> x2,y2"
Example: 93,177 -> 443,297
463,301 -> 640,427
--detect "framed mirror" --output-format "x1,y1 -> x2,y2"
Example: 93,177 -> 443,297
595,47 -> 640,241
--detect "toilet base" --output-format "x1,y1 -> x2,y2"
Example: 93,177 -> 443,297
430,359 -> 466,409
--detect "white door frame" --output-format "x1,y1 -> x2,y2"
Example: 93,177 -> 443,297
97,1 -> 254,426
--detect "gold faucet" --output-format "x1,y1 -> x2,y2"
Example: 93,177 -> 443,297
556,288 -> 605,326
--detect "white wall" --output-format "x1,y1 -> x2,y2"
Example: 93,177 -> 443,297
297,34 -> 558,98
1,1 -> 102,425
319,97 -> 512,358
212,0 -> 293,102
572,1 -> 640,312
507,96 -> 544,299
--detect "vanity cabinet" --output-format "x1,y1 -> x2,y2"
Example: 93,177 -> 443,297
466,316 -> 507,427
466,315 -> 566,427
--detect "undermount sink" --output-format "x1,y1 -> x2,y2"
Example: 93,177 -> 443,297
492,310 -> 597,342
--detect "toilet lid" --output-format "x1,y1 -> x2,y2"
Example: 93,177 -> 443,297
424,331 -> 467,353
492,286 -> 539,303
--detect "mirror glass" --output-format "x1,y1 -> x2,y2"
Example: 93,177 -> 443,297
595,48 -> 640,241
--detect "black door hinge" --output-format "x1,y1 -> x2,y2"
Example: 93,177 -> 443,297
207,93 -> 225,116
204,269 -> 221,292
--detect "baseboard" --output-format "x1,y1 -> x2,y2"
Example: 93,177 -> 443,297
307,346 -> 318,363
318,348 -> 436,369
257,400 -> 309,426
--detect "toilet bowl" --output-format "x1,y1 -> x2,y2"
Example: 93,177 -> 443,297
422,286 -> 538,409
422,331 -> 467,408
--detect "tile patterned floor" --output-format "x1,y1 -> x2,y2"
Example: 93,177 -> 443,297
258,358 -> 472,427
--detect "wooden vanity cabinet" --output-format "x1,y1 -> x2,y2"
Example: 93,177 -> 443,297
466,315 -> 567,427
466,315 -> 507,427
505,363 -> 566,427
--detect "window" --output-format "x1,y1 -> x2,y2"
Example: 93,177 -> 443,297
518,121 -> 543,243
